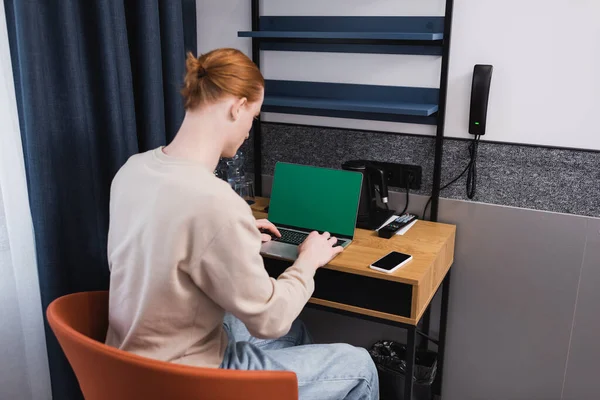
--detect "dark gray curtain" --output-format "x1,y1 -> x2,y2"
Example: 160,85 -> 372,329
4,1 -> 196,398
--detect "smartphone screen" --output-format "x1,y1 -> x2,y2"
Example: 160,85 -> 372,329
372,251 -> 412,271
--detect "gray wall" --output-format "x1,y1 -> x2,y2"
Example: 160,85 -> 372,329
255,124 -> 600,400
249,123 -> 600,217
438,199 -> 598,400
562,217 -> 600,400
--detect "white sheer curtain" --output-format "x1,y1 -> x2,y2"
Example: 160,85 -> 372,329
0,1 -> 52,399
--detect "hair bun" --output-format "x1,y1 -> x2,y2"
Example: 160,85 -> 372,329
182,49 -> 264,110
197,66 -> 207,79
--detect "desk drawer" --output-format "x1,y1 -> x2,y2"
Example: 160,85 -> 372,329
264,259 -> 413,319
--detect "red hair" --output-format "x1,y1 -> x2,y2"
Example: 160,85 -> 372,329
181,48 -> 264,110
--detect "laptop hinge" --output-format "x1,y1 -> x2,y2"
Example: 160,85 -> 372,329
275,224 -> 354,241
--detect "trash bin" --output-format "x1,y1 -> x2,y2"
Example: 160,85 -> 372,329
369,340 -> 437,400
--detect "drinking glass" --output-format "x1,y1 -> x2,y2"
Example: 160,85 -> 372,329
234,179 -> 255,205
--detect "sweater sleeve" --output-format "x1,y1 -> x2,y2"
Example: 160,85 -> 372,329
185,208 -> 316,339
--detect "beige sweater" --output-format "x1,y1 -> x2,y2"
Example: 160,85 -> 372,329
105,147 -> 315,367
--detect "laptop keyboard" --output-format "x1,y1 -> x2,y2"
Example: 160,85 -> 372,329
275,229 -> 309,245
274,229 -> 344,247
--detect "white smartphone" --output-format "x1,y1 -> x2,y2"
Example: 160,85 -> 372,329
369,251 -> 413,274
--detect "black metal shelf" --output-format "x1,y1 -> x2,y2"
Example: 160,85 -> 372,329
243,4 -> 454,399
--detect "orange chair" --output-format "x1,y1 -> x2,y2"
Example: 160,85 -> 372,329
46,291 -> 298,400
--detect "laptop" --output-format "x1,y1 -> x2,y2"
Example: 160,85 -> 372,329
260,162 -> 363,261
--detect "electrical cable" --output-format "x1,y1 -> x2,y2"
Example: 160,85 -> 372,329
422,135 -> 481,220
377,175 -> 411,215
375,187 -> 387,209
399,176 -> 411,216
466,135 -> 480,199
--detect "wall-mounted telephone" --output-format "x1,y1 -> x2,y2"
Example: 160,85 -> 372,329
469,64 -> 493,136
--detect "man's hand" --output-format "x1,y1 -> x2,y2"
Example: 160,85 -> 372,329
255,219 -> 281,242
297,231 -> 344,269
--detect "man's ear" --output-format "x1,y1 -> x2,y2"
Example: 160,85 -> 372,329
229,97 -> 248,122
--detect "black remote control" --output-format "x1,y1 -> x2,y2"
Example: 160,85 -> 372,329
378,214 -> 417,239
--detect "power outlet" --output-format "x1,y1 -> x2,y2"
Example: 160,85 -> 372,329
369,161 -> 422,190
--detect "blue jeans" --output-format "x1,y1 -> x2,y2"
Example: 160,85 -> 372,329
220,314 -> 379,400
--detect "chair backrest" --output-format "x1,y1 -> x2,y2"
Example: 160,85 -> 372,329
46,291 -> 298,400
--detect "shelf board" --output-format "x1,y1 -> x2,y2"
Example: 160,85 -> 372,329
238,16 -> 444,55
264,96 -> 438,117
263,80 -> 439,120
259,42 -> 442,56
239,31 -> 443,41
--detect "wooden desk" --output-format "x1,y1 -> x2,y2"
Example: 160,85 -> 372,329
251,197 -> 456,399
251,198 -> 455,326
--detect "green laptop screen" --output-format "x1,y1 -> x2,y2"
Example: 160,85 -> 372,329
268,163 -> 363,237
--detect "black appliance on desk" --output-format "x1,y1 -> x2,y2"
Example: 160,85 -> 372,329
342,160 -> 396,230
